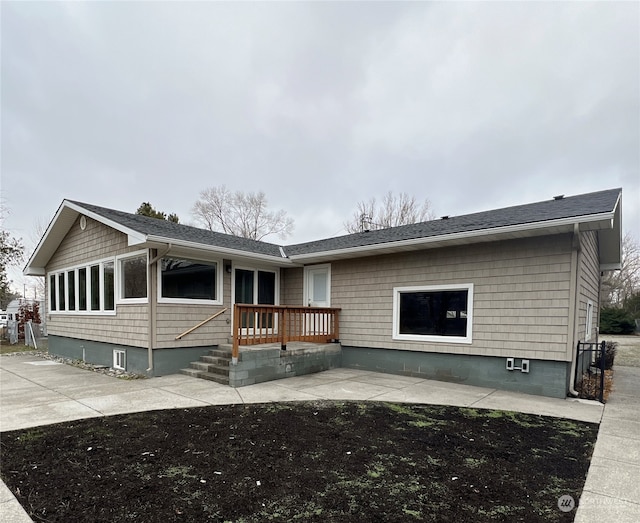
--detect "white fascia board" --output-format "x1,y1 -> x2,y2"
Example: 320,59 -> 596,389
144,235 -> 294,265
289,212 -> 616,262
23,201 -> 68,275
24,267 -> 46,276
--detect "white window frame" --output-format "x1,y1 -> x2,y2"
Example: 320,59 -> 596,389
392,283 -> 474,344
47,257 -> 117,315
231,265 -> 280,307
116,250 -> 149,304
586,300 -> 594,341
113,349 -> 126,370
157,255 -> 223,306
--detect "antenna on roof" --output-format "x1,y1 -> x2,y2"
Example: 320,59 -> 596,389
360,213 -> 372,233
553,195 -> 565,201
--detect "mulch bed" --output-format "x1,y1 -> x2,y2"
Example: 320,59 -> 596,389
0,402 -> 597,522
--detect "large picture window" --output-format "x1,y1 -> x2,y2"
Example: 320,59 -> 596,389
159,257 -> 220,304
393,284 -> 474,344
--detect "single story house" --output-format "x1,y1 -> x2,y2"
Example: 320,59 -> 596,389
24,188 -> 622,398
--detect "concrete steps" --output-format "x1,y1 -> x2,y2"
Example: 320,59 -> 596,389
180,346 -> 233,385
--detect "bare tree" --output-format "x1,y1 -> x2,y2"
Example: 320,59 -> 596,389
344,191 -> 435,233
192,186 -> 294,241
601,232 -> 640,308
0,202 -> 24,308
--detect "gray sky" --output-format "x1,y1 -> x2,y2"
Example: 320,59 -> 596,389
2,1 -> 639,295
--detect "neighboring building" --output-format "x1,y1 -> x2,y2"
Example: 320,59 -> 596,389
24,188 -> 622,398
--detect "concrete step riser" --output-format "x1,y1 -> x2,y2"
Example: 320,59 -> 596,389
201,356 -> 230,366
208,350 -> 232,359
199,372 -> 230,385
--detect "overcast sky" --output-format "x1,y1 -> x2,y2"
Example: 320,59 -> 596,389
1,1 -> 639,295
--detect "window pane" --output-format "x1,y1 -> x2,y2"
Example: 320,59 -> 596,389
121,255 -> 147,299
235,269 -> 254,304
67,271 -> 76,311
78,268 -> 87,311
161,258 -> 216,300
258,271 -> 275,305
399,290 -> 468,337
312,272 -> 327,302
49,275 -> 57,311
90,265 -> 100,310
104,261 -> 115,310
58,273 -> 66,311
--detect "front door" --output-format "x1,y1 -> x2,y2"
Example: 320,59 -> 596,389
304,265 -> 331,335
304,264 -> 331,307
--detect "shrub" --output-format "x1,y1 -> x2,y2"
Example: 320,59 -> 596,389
601,341 -> 617,370
600,307 -> 635,335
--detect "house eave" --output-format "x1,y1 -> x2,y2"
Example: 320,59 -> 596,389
289,213 -> 617,263
144,236 -> 294,266
23,200 -> 149,275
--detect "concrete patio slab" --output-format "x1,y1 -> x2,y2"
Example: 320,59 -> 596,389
591,433 -> 640,464
375,381 -> 494,406
575,492 -> 640,523
581,456 -> 640,506
597,417 -> 640,440
1,400 -> 103,432
76,388 -> 209,416
2,353 -> 637,522
297,380 -> 394,400
348,373 -> 427,389
471,390 -> 604,424
236,382 -> 325,403
155,380 -> 244,405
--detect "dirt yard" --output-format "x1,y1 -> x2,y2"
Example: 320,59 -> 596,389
1,402 -> 597,523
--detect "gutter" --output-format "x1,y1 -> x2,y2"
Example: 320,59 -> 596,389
146,244 -> 172,372
144,235 -> 293,266
567,224 -> 582,397
288,212 -> 616,263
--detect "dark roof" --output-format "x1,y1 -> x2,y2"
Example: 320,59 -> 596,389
69,201 -> 284,258
285,188 -> 622,256
69,188 -> 621,259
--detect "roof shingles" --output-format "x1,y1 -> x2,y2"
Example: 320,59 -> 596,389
70,188 -> 621,259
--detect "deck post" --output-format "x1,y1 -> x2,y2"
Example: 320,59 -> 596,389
232,304 -> 240,364
281,307 -> 287,351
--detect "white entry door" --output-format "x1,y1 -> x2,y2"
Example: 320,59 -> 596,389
304,265 -> 331,307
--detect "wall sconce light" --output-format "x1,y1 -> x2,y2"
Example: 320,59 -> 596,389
225,263 -> 232,274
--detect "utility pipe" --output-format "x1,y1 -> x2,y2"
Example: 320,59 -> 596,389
567,225 -> 582,397
146,244 -> 172,372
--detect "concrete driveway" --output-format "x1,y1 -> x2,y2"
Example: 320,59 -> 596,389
2,352 -> 638,522
0,353 -> 604,432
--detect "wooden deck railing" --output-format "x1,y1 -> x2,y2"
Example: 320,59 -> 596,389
232,304 -> 341,363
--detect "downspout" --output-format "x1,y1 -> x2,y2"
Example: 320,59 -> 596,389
567,225 -> 581,397
146,244 -> 172,372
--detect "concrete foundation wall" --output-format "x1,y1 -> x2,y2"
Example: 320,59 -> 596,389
229,344 -> 341,387
48,335 -> 213,377
341,346 -> 570,398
